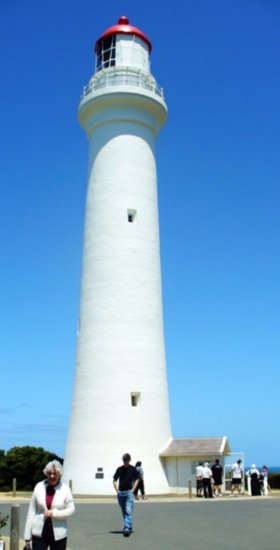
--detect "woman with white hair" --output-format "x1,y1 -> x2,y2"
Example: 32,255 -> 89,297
24,459 -> 75,550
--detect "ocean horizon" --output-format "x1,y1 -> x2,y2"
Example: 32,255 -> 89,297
245,466 -> 280,473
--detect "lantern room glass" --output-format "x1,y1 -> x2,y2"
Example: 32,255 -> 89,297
96,35 -> 116,71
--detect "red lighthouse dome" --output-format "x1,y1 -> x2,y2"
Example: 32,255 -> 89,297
95,16 -> 152,53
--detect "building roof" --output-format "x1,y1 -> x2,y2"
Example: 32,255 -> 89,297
95,16 -> 152,53
160,437 -> 231,457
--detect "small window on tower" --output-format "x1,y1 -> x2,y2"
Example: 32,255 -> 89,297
95,467 -> 104,479
127,209 -> 136,223
131,392 -> 140,406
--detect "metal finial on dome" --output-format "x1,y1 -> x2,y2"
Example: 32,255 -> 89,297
118,16 -> 129,25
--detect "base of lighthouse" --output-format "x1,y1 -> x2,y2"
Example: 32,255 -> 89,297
63,443 -> 171,495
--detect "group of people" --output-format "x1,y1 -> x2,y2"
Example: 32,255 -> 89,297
230,460 -> 271,497
23,453 -> 146,547
246,464 -> 271,496
196,459 -> 224,498
23,454 -> 272,547
196,458 -> 271,499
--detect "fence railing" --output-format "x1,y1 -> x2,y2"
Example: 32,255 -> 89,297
81,71 -> 164,99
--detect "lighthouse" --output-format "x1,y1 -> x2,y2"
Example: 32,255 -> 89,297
63,16 -> 172,494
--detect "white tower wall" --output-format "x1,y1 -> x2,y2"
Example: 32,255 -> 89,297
64,19 -> 171,494
116,35 -> 150,69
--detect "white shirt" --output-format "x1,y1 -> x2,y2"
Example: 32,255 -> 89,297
231,463 -> 243,479
201,466 -> 212,479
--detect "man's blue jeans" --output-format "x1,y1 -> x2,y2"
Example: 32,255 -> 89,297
117,490 -> 135,531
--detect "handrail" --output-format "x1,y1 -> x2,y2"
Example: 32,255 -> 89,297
81,71 -> 164,99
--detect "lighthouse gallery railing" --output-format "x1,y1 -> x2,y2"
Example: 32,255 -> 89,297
82,70 -> 164,99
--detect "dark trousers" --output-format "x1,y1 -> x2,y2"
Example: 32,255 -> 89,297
203,478 -> 213,498
32,535 -> 67,550
196,478 -> 203,495
134,478 -> 145,496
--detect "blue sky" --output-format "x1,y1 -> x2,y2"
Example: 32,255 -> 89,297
1,0 -> 279,467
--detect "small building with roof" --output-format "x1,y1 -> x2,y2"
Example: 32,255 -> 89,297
160,437 -> 231,492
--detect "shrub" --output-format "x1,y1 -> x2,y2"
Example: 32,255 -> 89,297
0,512 -> 9,537
0,446 -> 63,491
268,473 -> 280,490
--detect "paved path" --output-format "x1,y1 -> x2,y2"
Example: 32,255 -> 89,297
1,496 -> 279,550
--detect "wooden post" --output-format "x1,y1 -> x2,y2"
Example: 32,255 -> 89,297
10,504 -> 20,550
188,479 -> 193,499
12,478 -> 16,498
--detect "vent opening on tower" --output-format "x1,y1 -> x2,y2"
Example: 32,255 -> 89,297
127,209 -> 137,223
131,392 -> 140,406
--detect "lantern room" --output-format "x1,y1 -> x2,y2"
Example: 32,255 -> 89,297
95,16 -> 152,73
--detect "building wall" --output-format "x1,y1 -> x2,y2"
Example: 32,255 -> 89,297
164,458 -> 193,492
116,35 -> 149,70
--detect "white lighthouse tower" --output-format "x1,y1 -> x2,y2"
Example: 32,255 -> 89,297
64,16 -> 171,494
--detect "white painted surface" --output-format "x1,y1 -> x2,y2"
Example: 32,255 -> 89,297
64,26 -> 172,494
115,35 -> 150,71
164,458 -> 194,492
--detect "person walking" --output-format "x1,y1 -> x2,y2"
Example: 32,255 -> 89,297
201,462 -> 213,498
113,453 -> 140,537
211,459 -> 224,496
23,460 -> 75,550
133,461 -> 147,500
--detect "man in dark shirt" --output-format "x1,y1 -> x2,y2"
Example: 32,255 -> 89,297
211,459 -> 224,496
113,453 -> 140,537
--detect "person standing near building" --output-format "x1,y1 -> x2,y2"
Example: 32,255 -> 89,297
202,462 -> 213,498
246,464 -> 261,496
260,465 -> 271,495
133,461 -> 147,500
195,462 -> 204,497
211,459 -> 224,496
113,454 -> 140,537
230,459 -> 243,496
